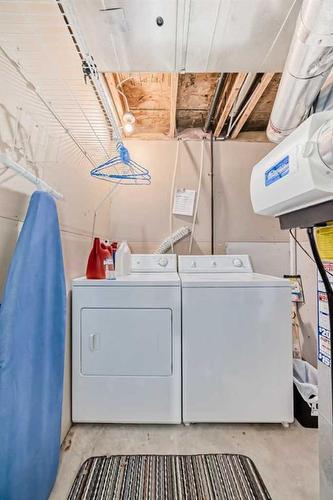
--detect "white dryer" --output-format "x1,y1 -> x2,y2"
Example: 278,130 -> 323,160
179,255 -> 293,424
72,254 -> 181,423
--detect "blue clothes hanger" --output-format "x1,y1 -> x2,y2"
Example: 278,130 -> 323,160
90,141 -> 151,185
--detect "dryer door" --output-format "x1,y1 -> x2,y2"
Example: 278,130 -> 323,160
81,308 -> 172,376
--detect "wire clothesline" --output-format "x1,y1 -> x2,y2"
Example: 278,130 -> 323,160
0,153 -> 63,200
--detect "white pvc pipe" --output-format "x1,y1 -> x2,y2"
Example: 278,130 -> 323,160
289,229 -> 297,275
0,153 -> 63,200
169,140 -> 180,253
189,140 -> 205,254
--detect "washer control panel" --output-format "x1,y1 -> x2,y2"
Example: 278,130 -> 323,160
131,254 -> 177,273
178,255 -> 253,273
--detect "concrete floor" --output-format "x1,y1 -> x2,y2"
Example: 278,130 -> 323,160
50,422 -> 319,500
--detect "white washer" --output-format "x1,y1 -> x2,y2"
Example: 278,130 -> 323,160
72,254 -> 181,423
179,255 -> 293,424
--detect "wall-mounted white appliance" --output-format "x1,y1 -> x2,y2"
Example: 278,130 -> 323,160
251,112 -> 333,217
72,254 -> 181,423
179,254 -> 293,424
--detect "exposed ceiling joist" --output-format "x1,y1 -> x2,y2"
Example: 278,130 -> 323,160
103,71 -> 280,141
104,72 -> 126,134
242,73 -> 281,132
169,72 -> 178,137
230,73 -> 275,139
213,72 -> 248,138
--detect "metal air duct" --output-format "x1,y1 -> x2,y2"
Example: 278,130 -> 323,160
267,0 -> 333,143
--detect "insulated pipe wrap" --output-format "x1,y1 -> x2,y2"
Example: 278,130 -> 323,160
301,0 -> 333,38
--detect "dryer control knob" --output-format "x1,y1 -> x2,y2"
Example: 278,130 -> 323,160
233,258 -> 243,268
211,261 -> 217,267
191,261 -> 197,268
158,257 -> 168,267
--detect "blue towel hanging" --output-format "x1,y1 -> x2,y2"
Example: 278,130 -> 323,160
0,191 -> 66,500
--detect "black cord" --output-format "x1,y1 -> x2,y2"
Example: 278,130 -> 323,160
210,133 -> 214,255
289,228 -> 333,278
289,229 -> 316,264
307,227 -> 333,398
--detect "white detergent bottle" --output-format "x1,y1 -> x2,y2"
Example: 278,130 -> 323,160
115,241 -> 131,277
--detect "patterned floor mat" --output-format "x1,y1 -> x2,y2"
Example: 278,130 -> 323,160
68,454 -> 271,499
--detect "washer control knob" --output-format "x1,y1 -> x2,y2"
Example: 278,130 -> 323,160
158,257 -> 168,267
191,261 -> 197,268
211,261 -> 217,267
233,258 -> 243,268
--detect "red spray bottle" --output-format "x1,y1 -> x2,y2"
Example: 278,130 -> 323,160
86,237 -> 111,279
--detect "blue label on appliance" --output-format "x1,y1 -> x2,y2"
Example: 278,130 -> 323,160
265,156 -> 289,186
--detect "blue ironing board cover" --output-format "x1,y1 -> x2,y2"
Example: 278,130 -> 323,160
0,191 -> 66,500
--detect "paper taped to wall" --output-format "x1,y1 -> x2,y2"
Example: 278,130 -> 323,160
173,189 -> 196,216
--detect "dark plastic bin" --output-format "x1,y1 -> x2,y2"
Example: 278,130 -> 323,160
293,383 -> 318,428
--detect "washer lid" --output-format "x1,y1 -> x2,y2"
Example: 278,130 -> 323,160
73,273 -> 180,287
179,272 -> 291,288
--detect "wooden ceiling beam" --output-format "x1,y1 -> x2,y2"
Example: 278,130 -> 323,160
104,72 -> 127,128
230,73 -> 275,139
169,72 -> 178,137
213,72 -> 248,138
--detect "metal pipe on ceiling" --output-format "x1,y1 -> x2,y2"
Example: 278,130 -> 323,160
267,0 -> 333,143
203,73 -> 226,133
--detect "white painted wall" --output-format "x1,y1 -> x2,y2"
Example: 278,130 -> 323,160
116,139 -> 289,261
112,139 -> 317,364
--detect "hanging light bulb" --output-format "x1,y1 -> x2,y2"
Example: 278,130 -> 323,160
122,111 -> 136,125
123,122 -> 134,134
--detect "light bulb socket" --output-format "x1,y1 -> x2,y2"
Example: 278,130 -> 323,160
123,111 -> 136,124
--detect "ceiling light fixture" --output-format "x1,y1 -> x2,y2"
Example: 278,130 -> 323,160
123,122 -> 134,134
122,111 -> 136,125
